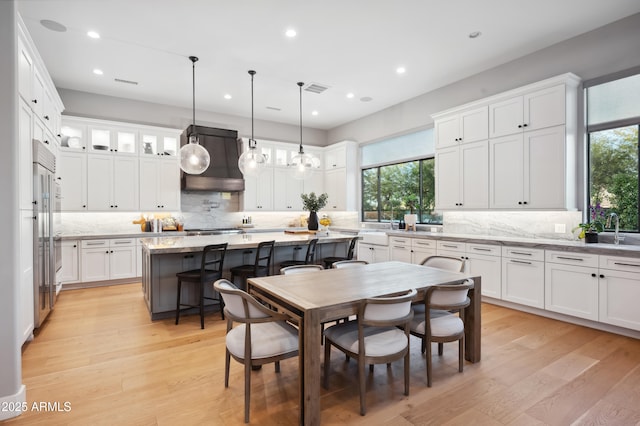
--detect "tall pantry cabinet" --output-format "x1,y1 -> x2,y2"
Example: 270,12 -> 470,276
16,14 -> 65,344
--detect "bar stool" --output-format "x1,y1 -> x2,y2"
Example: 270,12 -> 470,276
280,238 -> 318,269
175,243 -> 228,329
229,240 -> 275,290
322,236 -> 358,269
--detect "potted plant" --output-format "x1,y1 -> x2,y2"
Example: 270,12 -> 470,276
300,192 -> 328,231
573,203 -> 606,243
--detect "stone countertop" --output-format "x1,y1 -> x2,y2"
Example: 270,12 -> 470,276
385,230 -> 640,258
140,232 -> 355,255
60,231 -> 187,241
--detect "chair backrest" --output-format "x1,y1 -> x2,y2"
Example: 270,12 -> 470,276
280,264 -> 324,275
361,288 -> 417,325
201,243 -> 228,275
426,279 -> 474,311
214,279 -> 287,323
346,236 -> 359,260
304,238 -> 319,264
332,260 -> 369,269
421,255 -> 465,272
254,240 -> 275,274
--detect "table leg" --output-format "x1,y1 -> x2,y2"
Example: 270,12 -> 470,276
464,276 -> 481,363
302,309 -> 322,426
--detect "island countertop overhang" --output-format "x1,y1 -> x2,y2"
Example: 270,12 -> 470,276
140,232 -> 356,255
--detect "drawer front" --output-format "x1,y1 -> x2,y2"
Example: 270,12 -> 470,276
502,246 -> 544,261
110,238 -> 136,247
599,255 -> 640,273
545,250 -> 599,268
437,240 -> 465,253
411,238 -> 436,249
390,237 -> 410,246
466,243 -> 501,257
81,239 -> 109,248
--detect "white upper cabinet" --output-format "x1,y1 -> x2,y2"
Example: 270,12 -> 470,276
87,154 -> 139,211
58,151 -> 87,211
433,73 -> 580,211
435,140 -> 489,210
489,84 -> 566,138
140,132 -> 178,157
435,106 -> 488,149
88,126 -> 138,155
60,120 -> 87,151
139,157 -> 181,211
17,36 -> 33,104
324,144 -> 347,169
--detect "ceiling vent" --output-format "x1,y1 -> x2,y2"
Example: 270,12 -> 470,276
304,83 -> 330,94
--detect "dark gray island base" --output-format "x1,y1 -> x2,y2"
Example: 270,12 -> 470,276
140,232 -> 354,320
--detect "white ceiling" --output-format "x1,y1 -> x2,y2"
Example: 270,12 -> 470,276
17,0 -> 640,130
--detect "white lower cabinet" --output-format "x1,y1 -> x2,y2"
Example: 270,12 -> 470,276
20,210 -> 34,344
390,237 -> 412,263
598,255 -> 640,331
544,251 -> 599,321
465,243 -> 502,299
136,238 -> 143,278
501,246 -> 544,309
81,238 -> 137,283
60,240 -> 80,284
411,239 -> 437,264
357,242 -> 389,264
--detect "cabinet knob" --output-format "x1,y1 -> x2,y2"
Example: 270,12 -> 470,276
110,250 -> 114,254
83,205 -> 86,208
44,115 -> 50,120
73,245 -> 77,248
518,125 -> 522,128
114,149 -> 118,152
518,201 -> 522,205
44,140 -> 49,144
591,273 -> 596,277
32,99 -> 38,104
82,147 -> 86,150
105,250 -> 109,254
57,177 -> 62,180
523,123 -> 528,127
523,201 -> 528,205
115,205 -> 118,208
600,274 -> 605,278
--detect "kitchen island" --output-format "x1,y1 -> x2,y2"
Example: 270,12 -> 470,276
140,232 -> 355,320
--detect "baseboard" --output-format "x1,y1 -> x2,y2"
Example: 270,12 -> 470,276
0,384 -> 26,421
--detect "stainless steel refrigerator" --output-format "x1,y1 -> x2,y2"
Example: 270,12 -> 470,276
33,139 -> 60,328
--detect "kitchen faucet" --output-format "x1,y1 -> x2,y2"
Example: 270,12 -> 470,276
606,212 -> 622,245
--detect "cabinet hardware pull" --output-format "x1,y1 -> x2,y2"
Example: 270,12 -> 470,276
442,244 -> 458,248
472,247 -> 491,252
511,251 -> 532,256
510,260 -> 532,265
393,246 -> 406,249
613,262 -> 640,268
557,256 -> 583,261
86,242 -> 105,246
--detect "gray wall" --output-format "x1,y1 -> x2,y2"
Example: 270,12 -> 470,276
328,12 -> 640,145
0,0 -> 24,415
59,88 -> 328,147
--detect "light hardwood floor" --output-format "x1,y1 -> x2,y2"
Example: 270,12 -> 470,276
9,283 -> 640,425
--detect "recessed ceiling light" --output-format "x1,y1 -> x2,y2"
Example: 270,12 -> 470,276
360,96 -> 373,102
396,66 -> 406,75
40,19 -> 67,32
311,110 -> 318,116
285,28 -> 297,38
224,94 -> 232,100
346,92 -> 355,99
87,31 -> 100,39
93,69 -> 103,75
468,31 -> 482,39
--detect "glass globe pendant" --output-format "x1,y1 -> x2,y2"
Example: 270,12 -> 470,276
238,70 -> 267,176
179,56 -> 210,175
290,81 -> 320,180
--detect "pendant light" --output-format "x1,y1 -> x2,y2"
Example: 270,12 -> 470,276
238,70 -> 267,176
290,81 -> 320,180
179,55 -> 210,175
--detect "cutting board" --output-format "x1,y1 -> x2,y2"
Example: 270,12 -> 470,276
284,229 -> 318,234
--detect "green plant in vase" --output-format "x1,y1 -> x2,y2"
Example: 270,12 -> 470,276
301,192 -> 328,231
573,203 -> 606,242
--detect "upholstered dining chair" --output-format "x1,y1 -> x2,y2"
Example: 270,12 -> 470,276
331,259 -> 369,268
322,236 -> 359,269
175,243 -> 227,329
410,279 -> 474,387
414,254 -> 466,352
280,238 -> 319,269
280,264 -> 324,275
214,279 -> 299,423
323,288 -> 416,415
419,255 -> 465,272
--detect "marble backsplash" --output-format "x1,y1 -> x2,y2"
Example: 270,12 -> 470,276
59,190 -> 360,235
442,210 -> 583,240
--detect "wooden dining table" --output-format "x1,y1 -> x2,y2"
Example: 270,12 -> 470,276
247,261 -> 481,426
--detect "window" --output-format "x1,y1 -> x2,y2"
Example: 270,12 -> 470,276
362,159 -> 442,224
586,70 -> 640,232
